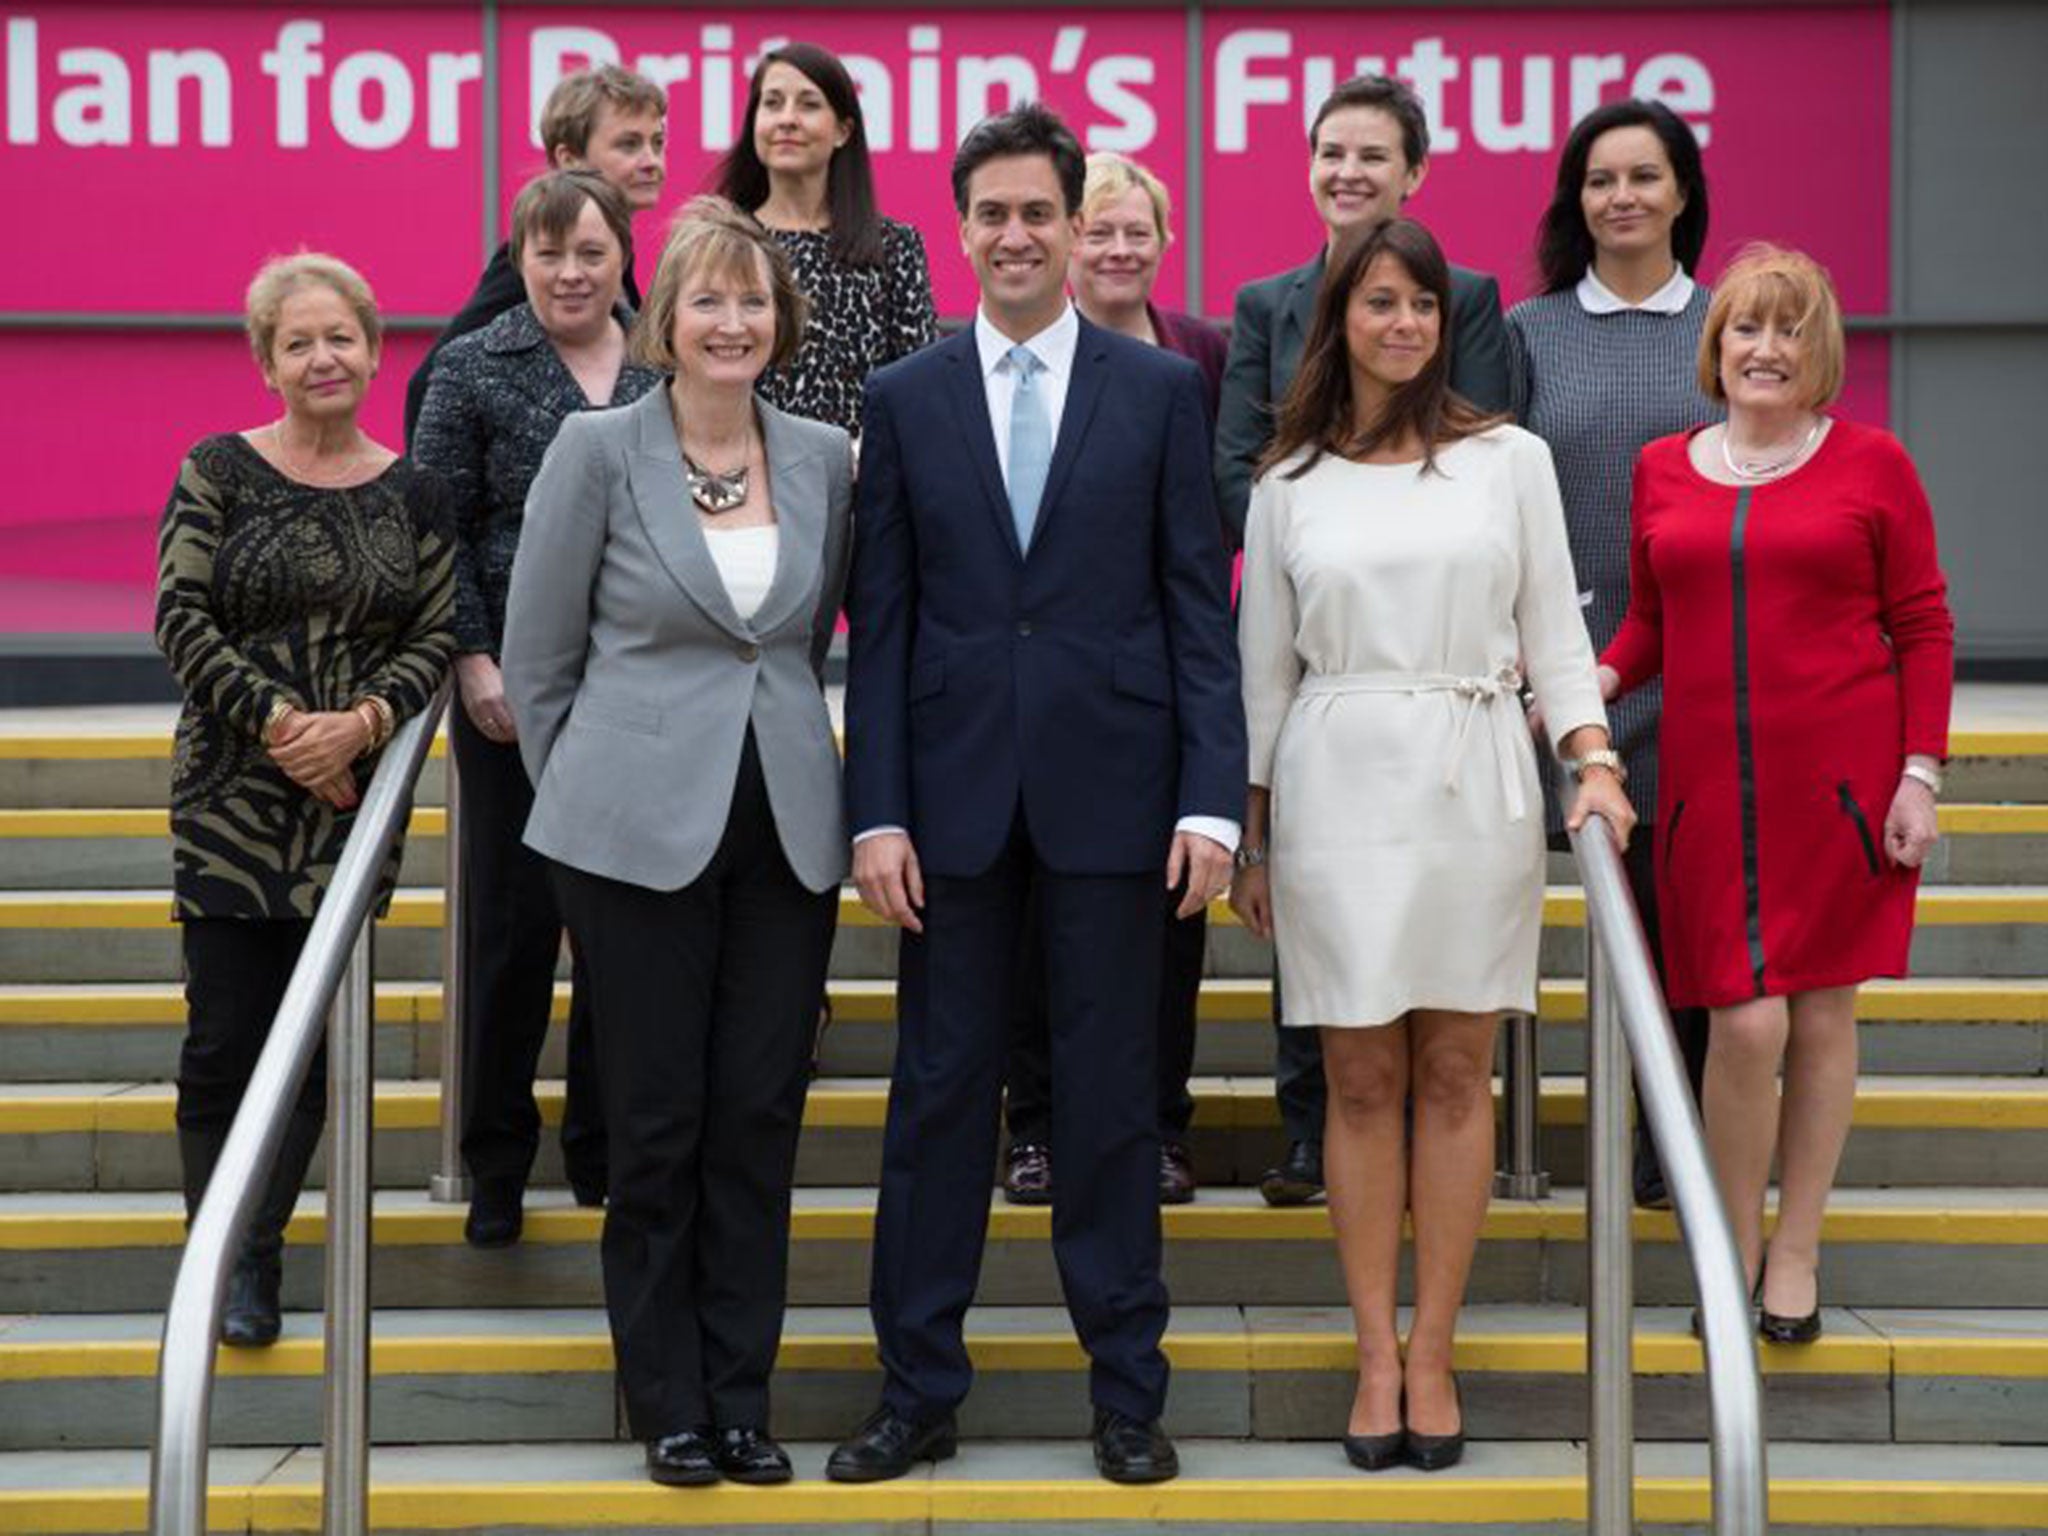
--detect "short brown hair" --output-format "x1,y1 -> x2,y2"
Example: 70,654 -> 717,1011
1080,152 -> 1174,247
508,170 -> 635,270
633,196 -> 808,373
1699,243 -> 1845,409
245,252 -> 382,367
538,64 -> 668,160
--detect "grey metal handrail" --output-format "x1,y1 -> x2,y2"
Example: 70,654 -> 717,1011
1568,800 -> 1768,1535
149,685 -> 449,1536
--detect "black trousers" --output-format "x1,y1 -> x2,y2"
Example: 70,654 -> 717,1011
1005,885 -> 1203,1144
1272,823 -> 1709,1144
871,811 -> 1170,1422
451,705 -> 605,1192
550,734 -> 837,1437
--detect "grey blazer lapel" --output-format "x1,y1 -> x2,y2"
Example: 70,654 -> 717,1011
747,401 -> 825,637
624,389 -> 753,641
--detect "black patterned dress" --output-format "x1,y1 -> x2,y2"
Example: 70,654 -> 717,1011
754,218 -> 939,433
154,435 -> 457,919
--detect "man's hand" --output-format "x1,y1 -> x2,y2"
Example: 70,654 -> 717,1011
1166,831 -> 1232,920
853,831 -> 925,934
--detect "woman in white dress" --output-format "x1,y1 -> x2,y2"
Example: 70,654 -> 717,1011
1230,218 -> 1633,1472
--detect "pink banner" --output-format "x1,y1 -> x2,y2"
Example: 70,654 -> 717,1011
0,3 -> 1892,633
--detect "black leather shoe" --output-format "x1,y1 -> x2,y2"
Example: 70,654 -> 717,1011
714,1426 -> 793,1485
1343,1428 -> 1406,1472
1403,1375 -> 1464,1472
1759,1305 -> 1822,1344
645,1428 -> 720,1486
1092,1408 -> 1178,1484
1259,1139 -> 1324,1206
219,1254 -> 281,1348
464,1180 -> 524,1248
1632,1121 -> 1671,1210
566,1173 -> 607,1209
826,1405 -> 957,1483
1159,1141 -> 1197,1205
1003,1142 -> 1053,1206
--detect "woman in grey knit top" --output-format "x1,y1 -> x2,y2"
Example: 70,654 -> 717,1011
1505,99 -> 1716,1207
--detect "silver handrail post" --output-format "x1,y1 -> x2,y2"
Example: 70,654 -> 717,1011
323,921 -> 374,1535
1494,1011 -> 1550,1199
1586,926 -> 1634,1531
429,741 -> 469,1203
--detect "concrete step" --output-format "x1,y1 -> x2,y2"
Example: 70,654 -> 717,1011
2,1439 -> 2046,1532
5,1304 -> 2043,1452
2,1186 -> 2042,1316
3,978 -> 2044,1083
6,885 -> 2048,984
13,805 -> 2048,890
4,1075 -> 2041,1195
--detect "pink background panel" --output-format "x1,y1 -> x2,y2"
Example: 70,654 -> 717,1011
0,330 -> 431,633
1199,6 -> 1891,314
494,8 -> 1190,316
1,6 -> 483,314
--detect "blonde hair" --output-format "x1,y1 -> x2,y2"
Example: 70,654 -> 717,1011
632,196 -> 809,373
244,253 -> 381,367
1080,152 -> 1174,246
1699,243 -> 1845,409
537,64 -> 667,159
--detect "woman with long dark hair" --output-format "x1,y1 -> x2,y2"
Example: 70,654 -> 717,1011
1506,97 -> 1716,1207
1230,218 -> 1631,1472
713,41 -> 938,434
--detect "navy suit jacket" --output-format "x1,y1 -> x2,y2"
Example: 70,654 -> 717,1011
844,318 -> 1246,880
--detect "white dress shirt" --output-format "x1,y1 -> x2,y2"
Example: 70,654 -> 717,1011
854,303 -> 1238,857
1576,265 -> 1695,315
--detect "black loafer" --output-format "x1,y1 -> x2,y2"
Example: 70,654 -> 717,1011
1403,1375 -> 1464,1472
219,1255 -> 282,1348
1092,1408 -> 1179,1484
1159,1141 -> 1197,1205
646,1428 -> 720,1486
464,1180 -> 524,1248
715,1425 -> 793,1485
1003,1142 -> 1054,1206
1259,1139 -> 1324,1206
826,1404 -> 957,1483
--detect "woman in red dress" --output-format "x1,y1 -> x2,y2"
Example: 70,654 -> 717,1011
1600,245 -> 1953,1343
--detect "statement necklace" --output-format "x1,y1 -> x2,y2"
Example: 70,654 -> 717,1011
683,451 -> 751,514
1720,416 -> 1824,482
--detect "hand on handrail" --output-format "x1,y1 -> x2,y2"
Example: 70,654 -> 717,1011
1566,770 -> 1637,852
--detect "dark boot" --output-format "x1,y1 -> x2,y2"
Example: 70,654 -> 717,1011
223,1107 -> 324,1349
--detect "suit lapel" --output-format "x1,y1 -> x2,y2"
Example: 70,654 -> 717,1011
746,402 -> 822,637
625,389 -> 752,641
1029,321 -> 1110,554
1277,252 -> 1323,385
942,331 -> 1023,561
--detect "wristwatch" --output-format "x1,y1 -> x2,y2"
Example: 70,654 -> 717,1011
1233,845 -> 1267,871
1565,749 -> 1627,784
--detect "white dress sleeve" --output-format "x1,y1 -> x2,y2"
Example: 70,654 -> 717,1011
1507,430 -> 1608,754
1238,466 -> 1302,790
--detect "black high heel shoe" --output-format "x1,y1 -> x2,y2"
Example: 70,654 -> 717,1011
1403,1374 -> 1464,1472
1343,1391 -> 1406,1473
1758,1264 -> 1822,1344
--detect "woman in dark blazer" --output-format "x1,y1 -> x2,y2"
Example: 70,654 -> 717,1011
502,196 -> 853,1488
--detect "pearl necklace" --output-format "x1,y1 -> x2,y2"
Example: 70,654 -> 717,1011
1720,416 -> 1824,482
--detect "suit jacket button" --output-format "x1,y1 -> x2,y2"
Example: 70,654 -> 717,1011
737,642 -> 760,662
1016,621 -> 1033,637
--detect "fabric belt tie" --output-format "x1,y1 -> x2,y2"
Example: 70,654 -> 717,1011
1296,665 -> 1528,820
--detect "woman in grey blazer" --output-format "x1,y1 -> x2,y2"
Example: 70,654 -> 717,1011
502,197 -> 853,1489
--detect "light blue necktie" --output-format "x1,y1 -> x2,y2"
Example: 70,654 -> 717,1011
1005,344 -> 1051,551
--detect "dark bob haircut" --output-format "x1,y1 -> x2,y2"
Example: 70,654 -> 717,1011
950,101 -> 1087,218
713,42 -> 887,269
1308,74 -> 1430,169
1535,98 -> 1710,294
508,169 -> 635,274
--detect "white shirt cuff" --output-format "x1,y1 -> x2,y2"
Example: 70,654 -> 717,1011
852,825 -> 907,845
1175,815 -> 1241,854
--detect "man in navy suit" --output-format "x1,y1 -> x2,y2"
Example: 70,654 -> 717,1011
830,103 -> 1246,1486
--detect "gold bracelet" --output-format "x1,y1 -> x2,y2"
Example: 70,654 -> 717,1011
262,696 -> 296,746
350,695 -> 394,753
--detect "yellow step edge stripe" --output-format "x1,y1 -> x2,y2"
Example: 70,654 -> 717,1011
1892,1337 -> 2048,1377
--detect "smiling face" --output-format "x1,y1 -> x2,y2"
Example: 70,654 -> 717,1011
1069,184 -> 1163,315
558,103 -> 667,213
519,197 -> 627,344
961,152 -> 1080,337
669,248 -> 779,390
1345,251 -> 1441,405
263,283 -> 377,424
1718,307 -> 1811,415
753,60 -> 850,184
1581,124 -> 1686,266
1310,106 -> 1424,239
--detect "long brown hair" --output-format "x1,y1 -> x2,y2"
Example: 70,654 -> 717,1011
1260,217 -> 1502,480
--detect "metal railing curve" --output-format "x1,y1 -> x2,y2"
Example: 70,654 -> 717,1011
148,684 -> 449,1536
1568,796 -> 1769,1535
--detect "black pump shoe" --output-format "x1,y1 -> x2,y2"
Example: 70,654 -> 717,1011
645,1428 -> 721,1486
1759,1305 -> 1823,1344
715,1426 -> 793,1485
1403,1375 -> 1464,1472
1342,1428 -> 1406,1471
220,1254 -> 282,1348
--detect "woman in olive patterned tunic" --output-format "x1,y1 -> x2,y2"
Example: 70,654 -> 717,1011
156,253 -> 454,1347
